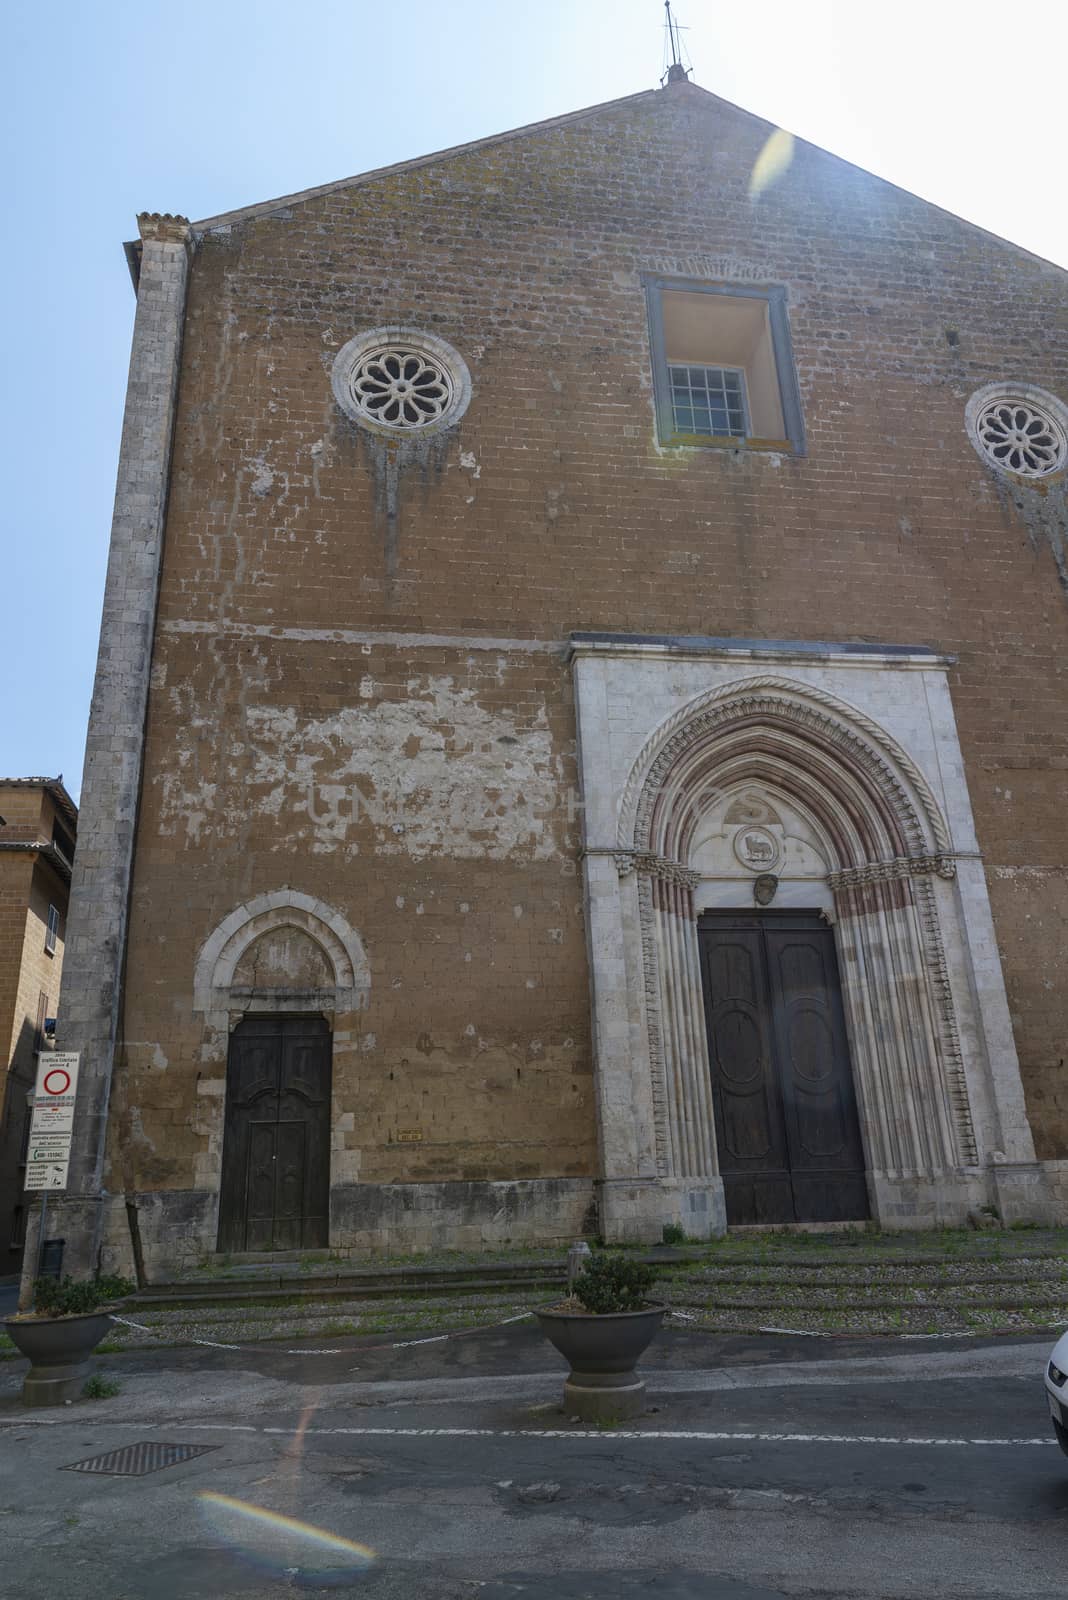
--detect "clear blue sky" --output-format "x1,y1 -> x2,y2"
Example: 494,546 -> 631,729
4,0 -> 1066,802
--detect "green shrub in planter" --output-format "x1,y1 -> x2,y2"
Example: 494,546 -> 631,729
33,1275 -> 134,1317
572,1253 -> 658,1314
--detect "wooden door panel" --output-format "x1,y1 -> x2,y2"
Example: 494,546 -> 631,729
765,924 -> 869,1223
280,1027 -> 330,1249
273,1122 -> 307,1251
230,1039 -> 279,1107
700,913 -> 869,1228
218,1016 -> 331,1253
244,1122 -> 279,1253
700,925 -> 793,1225
282,1036 -> 331,1104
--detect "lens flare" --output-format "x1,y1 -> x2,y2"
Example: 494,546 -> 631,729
749,129 -> 795,199
198,1491 -> 376,1587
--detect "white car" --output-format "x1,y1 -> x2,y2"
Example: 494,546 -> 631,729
1046,1329 -> 1068,1456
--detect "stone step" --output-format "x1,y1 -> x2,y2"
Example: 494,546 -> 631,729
671,1267 -> 1061,1292
129,1274 -> 565,1312
668,1290 -> 1068,1312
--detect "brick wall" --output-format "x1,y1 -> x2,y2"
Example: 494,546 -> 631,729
114,83 -> 1068,1206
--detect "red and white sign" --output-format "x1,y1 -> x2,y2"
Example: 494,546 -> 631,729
26,1052 -> 80,1192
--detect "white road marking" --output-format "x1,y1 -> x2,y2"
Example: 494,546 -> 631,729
249,1426 -> 1059,1447
2,1419 -> 1057,1448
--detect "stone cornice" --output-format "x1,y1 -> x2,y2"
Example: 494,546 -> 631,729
570,633 -> 955,669
0,839 -> 73,884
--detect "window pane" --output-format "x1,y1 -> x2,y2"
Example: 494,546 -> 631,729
668,364 -> 747,437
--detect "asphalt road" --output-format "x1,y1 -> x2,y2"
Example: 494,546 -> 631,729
1,1326 -> 1065,1598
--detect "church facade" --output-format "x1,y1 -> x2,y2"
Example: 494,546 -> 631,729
42,78 -> 1068,1281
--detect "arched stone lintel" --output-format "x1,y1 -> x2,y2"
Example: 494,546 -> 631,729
194,889 -> 371,1015
620,675 -> 953,863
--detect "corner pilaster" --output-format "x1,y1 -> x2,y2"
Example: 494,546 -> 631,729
25,213 -> 193,1286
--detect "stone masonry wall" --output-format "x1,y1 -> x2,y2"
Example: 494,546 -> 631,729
112,83 -> 1068,1242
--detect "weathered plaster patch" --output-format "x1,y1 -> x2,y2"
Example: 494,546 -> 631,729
168,676 -> 567,860
156,775 -> 217,846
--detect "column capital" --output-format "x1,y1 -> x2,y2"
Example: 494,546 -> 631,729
828,853 -> 957,891
137,212 -> 192,246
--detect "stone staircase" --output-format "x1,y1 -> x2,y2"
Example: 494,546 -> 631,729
659,1241 -> 1068,1335
82,1232 -> 1068,1352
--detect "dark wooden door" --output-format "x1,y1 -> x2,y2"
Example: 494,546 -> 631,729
217,1016 -> 331,1253
699,913 -> 869,1226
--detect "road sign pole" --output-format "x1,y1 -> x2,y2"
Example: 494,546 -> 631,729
17,1191 -> 48,1314
33,1192 -> 48,1297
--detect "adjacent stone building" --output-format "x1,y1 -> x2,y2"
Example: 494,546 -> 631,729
0,779 -> 77,1274
37,77 -> 1068,1283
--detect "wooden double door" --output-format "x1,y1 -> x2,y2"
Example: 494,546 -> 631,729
698,912 -> 869,1226
217,1016 -> 332,1253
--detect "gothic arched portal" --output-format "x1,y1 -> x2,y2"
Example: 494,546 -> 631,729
571,643 -> 1043,1242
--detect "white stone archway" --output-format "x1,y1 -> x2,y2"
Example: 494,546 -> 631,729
194,889 -> 370,1018
190,890 -> 370,1216
571,636 -> 1047,1241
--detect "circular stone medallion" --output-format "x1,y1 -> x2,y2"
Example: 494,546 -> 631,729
733,826 -> 782,873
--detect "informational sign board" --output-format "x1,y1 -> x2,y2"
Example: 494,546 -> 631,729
25,1052 -> 80,1192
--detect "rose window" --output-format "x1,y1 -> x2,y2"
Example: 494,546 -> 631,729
350,347 -> 454,428
975,399 -> 1066,476
966,383 -> 1068,479
331,328 -> 471,437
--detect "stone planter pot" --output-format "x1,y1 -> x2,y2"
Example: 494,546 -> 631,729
535,1302 -> 665,1422
4,1311 -> 115,1407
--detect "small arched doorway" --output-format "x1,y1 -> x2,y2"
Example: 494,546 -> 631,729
217,1014 -> 332,1253
193,889 -> 371,1255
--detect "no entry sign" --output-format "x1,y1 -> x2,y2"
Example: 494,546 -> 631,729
26,1052 -> 80,1192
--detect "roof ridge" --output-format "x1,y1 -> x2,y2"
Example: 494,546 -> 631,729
125,77 -> 1067,280
188,82 -> 724,235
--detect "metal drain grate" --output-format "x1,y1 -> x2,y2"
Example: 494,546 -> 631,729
62,1442 -> 218,1477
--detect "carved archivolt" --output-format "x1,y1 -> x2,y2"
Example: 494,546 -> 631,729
621,675 -> 952,862
194,889 -> 371,1015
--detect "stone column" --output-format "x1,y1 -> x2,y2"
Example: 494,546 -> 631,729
640,857 -> 724,1237
830,864 -> 982,1225
22,214 -> 193,1291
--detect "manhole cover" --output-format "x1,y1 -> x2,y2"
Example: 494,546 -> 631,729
62,1442 -> 218,1477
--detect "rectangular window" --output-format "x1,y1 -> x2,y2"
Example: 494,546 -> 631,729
44,903 -> 59,956
645,278 -> 805,453
51,822 -> 75,864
